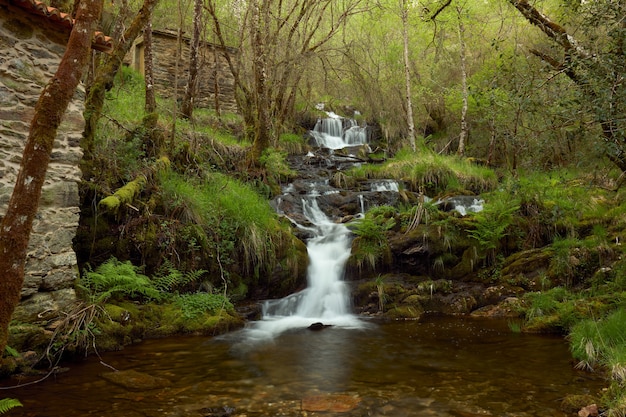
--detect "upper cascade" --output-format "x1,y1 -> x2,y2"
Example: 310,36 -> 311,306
309,111 -> 368,149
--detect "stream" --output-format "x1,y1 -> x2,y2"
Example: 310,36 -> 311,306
0,114 -> 605,416
0,316 -> 604,417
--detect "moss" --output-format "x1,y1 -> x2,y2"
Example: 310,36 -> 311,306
385,305 -> 424,320
98,175 -> 147,213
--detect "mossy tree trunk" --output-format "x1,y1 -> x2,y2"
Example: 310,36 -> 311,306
81,0 -> 158,182
180,0 -> 203,120
0,0 -> 103,356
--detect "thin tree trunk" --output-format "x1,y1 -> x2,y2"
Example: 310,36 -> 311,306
0,0 -> 103,356
249,0 -> 271,163
401,0 -> 416,151
212,44 -> 221,117
81,0 -> 158,182
144,15 -> 157,115
457,6 -> 468,157
181,0 -> 203,119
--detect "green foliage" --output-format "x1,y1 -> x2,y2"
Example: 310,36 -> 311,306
0,398 -> 22,414
80,258 -> 206,303
3,345 -> 18,358
174,293 -> 233,319
152,261 -> 206,293
278,132 -> 307,155
349,209 -> 396,271
260,147 -> 297,184
80,258 -> 162,303
524,287 -> 571,321
349,148 -> 497,195
159,171 -> 285,278
466,197 -> 519,264
570,309 -> 626,384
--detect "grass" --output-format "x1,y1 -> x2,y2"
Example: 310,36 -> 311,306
349,147 -> 498,195
159,170 -> 286,277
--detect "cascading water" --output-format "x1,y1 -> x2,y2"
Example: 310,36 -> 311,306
240,190 -> 364,343
309,112 -> 368,149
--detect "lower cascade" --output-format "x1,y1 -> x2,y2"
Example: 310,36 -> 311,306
240,192 -> 364,342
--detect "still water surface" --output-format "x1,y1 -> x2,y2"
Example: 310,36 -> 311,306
1,315 -> 603,416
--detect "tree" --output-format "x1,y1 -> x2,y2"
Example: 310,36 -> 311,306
180,0 -> 203,120
144,15 -> 157,115
456,4 -> 468,156
400,0 -> 416,151
506,0 -> 626,172
206,0 -> 370,163
0,0 -> 103,356
81,0 -> 159,182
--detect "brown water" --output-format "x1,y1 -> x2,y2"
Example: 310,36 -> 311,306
1,315 -> 603,417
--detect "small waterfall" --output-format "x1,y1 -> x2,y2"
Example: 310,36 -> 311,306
310,112 -> 368,149
241,193 -> 363,342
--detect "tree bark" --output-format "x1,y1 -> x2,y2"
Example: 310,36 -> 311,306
81,0 -> 158,182
400,0 -> 416,151
507,0 -> 626,172
457,6 -> 468,157
249,0 -> 271,163
144,16 -> 157,115
0,0 -> 103,356
181,0 -> 203,120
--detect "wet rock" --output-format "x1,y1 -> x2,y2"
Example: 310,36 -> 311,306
301,394 -> 361,412
578,404 -> 599,417
307,322 -> 332,330
199,406 -> 236,417
100,369 -> 172,391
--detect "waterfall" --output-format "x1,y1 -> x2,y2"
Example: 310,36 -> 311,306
240,194 -> 363,342
310,112 -> 368,149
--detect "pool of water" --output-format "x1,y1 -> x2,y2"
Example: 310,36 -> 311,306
0,315 -> 603,416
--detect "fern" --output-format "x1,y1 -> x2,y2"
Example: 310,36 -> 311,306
80,258 -> 162,303
0,398 -> 22,414
152,260 -> 206,293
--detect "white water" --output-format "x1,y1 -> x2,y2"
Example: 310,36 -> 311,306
310,112 -> 368,149
241,197 -> 363,343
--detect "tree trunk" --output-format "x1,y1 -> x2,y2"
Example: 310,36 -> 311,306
144,16 -> 157,115
400,0 -> 416,151
0,0 -> 103,356
81,0 -> 158,182
457,6 -> 468,157
181,0 -> 203,120
249,0 -> 271,163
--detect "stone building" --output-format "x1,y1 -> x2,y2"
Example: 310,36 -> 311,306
128,29 -> 239,113
0,0 -> 111,321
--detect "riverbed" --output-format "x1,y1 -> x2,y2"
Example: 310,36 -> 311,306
0,315 -> 603,416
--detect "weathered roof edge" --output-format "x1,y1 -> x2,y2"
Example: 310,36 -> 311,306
6,0 -> 114,53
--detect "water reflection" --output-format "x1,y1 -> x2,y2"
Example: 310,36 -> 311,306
1,315 -> 603,417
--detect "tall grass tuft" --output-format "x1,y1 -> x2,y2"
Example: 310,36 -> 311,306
570,309 -> 626,382
349,147 -> 498,195
159,171 -> 285,278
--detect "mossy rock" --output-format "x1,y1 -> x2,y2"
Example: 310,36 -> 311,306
384,305 -> 424,320
523,313 -> 564,333
8,324 -> 52,353
500,248 -> 552,288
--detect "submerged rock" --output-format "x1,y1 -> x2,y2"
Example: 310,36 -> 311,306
100,369 -> 172,391
301,394 -> 361,412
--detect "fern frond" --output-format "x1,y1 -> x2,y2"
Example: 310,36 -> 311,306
153,260 -> 206,292
0,398 -> 22,414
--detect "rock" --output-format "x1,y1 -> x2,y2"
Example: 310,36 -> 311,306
301,394 -> 361,412
578,404 -> 599,417
308,322 -> 332,331
100,369 -> 172,391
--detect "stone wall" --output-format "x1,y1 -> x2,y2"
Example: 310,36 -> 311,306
129,30 -> 239,113
0,2 -> 83,320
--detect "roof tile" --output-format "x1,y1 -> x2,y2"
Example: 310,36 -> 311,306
9,0 -> 113,52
